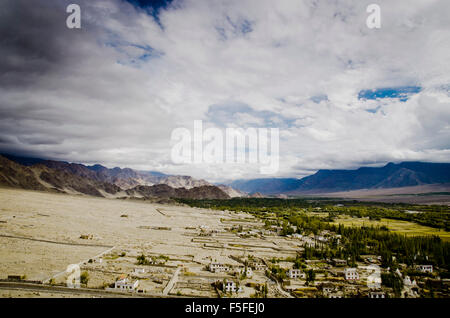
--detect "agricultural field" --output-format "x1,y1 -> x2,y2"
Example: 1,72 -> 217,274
330,217 -> 450,241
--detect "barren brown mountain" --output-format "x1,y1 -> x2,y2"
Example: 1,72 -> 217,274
0,155 -> 229,200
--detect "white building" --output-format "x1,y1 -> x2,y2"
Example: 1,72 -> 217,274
209,263 -> 230,273
251,263 -> 266,271
344,268 -> 359,281
134,268 -> 146,274
223,280 -> 237,293
416,265 -> 433,273
114,276 -> 139,291
288,269 -> 305,279
369,291 -> 386,298
329,293 -> 343,298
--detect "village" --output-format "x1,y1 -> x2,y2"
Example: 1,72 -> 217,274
0,188 -> 448,298
68,219 -> 440,298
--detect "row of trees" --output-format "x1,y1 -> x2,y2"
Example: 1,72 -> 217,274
178,198 -> 449,230
180,198 -> 450,271
287,212 -> 450,269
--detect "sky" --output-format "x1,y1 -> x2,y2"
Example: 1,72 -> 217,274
0,0 -> 449,182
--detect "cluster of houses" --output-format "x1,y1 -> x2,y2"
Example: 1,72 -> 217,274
285,230 -> 341,248
208,261 -> 266,277
282,262 -> 431,298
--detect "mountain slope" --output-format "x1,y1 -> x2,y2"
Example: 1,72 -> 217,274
216,184 -> 246,198
0,155 -> 122,196
231,162 -> 450,194
0,155 -> 47,191
126,184 -> 230,200
0,155 -> 229,200
230,178 -> 302,194
3,154 -> 212,190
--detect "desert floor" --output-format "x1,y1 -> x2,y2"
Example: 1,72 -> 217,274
0,188 -> 299,297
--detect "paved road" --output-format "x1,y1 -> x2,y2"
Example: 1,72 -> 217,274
163,267 -> 181,295
0,281 -> 178,298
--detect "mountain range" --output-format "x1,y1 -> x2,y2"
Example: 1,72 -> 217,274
2,154 -> 449,199
230,162 -> 450,195
0,154 -> 230,200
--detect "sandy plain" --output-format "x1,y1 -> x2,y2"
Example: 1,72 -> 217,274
0,187 -> 298,297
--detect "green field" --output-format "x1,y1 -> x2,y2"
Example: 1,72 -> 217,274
330,216 -> 450,241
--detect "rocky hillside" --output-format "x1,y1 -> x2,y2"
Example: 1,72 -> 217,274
230,162 -> 450,194
216,184 -> 246,198
0,155 -> 229,200
0,155 -> 47,191
0,155 -> 122,197
126,184 -> 230,200
3,154 -> 212,190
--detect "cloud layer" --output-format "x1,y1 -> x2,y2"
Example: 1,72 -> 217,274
0,0 -> 449,181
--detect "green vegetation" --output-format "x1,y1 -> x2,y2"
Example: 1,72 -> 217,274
136,253 -> 169,265
80,271 -> 89,285
306,269 -> 316,286
331,217 -> 450,241
381,271 -> 403,297
137,253 -> 149,265
177,198 -> 450,230
179,198 -> 450,273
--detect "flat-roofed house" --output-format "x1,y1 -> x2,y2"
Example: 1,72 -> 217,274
114,275 -> 139,291
416,265 -> 433,273
332,259 -> 347,267
134,268 -> 146,274
251,263 -> 267,271
369,291 -> 386,298
209,263 -> 230,273
344,268 -> 359,281
223,280 -> 237,293
288,268 -> 305,279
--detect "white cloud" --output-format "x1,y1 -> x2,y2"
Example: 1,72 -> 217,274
0,0 -> 449,182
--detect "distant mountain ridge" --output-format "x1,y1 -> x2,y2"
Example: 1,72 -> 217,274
2,154 -> 210,190
230,162 -> 450,195
0,155 -> 230,200
4,154 -> 449,198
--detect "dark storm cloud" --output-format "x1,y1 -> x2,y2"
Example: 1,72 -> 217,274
0,0 -> 90,87
0,0 -> 175,169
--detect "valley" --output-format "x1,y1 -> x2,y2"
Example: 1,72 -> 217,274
1,187 -> 449,298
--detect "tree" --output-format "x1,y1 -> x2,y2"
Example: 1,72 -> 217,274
381,271 -> 403,297
306,269 -> 315,286
137,254 -> 147,265
80,271 -> 89,286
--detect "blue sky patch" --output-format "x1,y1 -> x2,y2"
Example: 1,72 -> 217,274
125,0 -> 174,29
126,0 -> 173,10
358,86 -> 421,102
